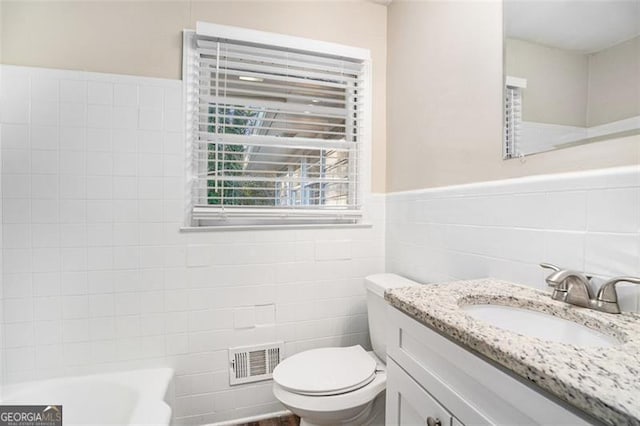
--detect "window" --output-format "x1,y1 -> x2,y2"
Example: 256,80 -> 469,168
184,23 -> 370,227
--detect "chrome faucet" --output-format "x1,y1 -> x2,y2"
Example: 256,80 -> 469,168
540,263 -> 640,314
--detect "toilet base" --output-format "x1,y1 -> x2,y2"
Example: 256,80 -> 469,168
297,391 -> 385,426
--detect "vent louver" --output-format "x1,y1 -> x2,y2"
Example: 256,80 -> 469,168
229,342 -> 284,385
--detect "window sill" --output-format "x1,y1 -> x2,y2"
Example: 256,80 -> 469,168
179,222 -> 374,232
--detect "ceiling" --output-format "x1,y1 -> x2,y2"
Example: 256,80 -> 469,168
504,0 -> 640,53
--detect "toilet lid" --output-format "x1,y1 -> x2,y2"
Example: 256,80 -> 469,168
273,346 -> 377,396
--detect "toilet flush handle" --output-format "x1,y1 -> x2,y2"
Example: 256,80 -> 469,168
426,417 -> 442,426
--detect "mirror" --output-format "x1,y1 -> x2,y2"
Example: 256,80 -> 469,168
503,0 -> 640,159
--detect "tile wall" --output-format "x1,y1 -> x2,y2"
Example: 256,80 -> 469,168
0,65 -> 386,424
387,166 -> 640,312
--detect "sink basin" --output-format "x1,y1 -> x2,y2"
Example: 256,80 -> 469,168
461,304 -> 620,347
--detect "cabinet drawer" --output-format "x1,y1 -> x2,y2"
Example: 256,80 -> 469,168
386,357 -> 457,426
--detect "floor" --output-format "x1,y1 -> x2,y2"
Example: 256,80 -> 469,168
239,414 -> 300,426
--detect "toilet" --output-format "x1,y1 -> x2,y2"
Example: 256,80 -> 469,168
272,273 -> 419,426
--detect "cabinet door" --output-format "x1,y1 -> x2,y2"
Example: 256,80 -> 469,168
386,358 -> 453,426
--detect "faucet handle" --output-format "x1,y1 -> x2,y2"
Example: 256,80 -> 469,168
540,263 -> 562,288
540,263 -> 561,272
596,276 -> 640,303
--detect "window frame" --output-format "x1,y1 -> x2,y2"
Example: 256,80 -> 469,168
182,23 -> 372,229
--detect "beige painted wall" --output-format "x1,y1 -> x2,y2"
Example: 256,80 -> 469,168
588,36 -> 640,127
506,38 -> 588,127
0,0 -> 387,192
386,0 -> 639,192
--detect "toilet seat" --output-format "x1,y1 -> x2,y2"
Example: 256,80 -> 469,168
273,346 -> 377,396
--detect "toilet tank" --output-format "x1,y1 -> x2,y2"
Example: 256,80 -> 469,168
365,273 -> 420,362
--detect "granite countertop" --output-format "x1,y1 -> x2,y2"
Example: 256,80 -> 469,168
385,279 -> 640,426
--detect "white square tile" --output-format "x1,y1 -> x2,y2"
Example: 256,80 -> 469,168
113,200 -> 138,222
138,153 -> 163,176
3,174 -> 31,198
60,127 -> 85,151
114,84 -> 138,106
60,200 -> 87,223
32,175 -> 59,199
31,199 -> 59,224
60,270 -> 88,294
2,149 -> 31,174
62,319 -> 89,342
62,295 -> 89,319
115,293 -> 141,317
113,246 -> 139,269
88,81 -> 113,105
60,176 -> 87,199
89,318 -> 116,340
31,247 -> 61,273
587,188 -> 640,233
234,307 -> 255,329
4,322 -> 35,348
60,80 -> 87,103
32,150 -> 58,174
87,104 -> 112,128
4,274 -> 33,299
59,151 -> 86,175
32,224 -> 61,248
164,108 -> 183,132
86,176 -> 113,200
33,273 -> 61,297
113,153 -> 137,176
4,199 -> 31,223
113,106 -> 138,129
31,125 -> 59,150
1,99 -> 30,124
164,86 -> 182,109
88,247 -> 113,270
585,233 -> 640,277
89,294 -> 115,317
63,342 -> 91,365
5,347 -> 35,372
113,176 -> 138,199
86,151 -> 113,176
34,297 -> 61,320
3,223 -> 31,248
138,177 -> 163,199
86,200 -> 114,223
139,108 -> 163,131
31,102 -> 58,125
139,200 -> 163,222
140,246 -> 165,268
112,129 -> 137,153
4,297 -> 34,322
2,124 -> 30,149
35,322 -> 62,346
138,130 -> 163,153
163,154 -> 183,177
88,270 -> 114,294
139,86 -> 164,108
60,102 -> 86,127
87,223 -> 113,246
163,132 -> 183,155
61,247 -> 88,272
86,128 -> 112,152
31,77 -> 59,103
60,223 -> 87,247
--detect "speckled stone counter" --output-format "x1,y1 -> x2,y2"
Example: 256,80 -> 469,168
385,279 -> 640,426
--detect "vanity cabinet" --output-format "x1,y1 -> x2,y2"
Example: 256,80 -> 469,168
385,306 -> 597,426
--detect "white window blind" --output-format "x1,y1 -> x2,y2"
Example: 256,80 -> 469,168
185,24 -> 368,226
504,77 -> 526,159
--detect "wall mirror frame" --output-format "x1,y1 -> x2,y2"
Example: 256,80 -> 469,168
502,0 -> 640,160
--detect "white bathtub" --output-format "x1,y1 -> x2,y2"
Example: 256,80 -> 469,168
1,368 -> 174,425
